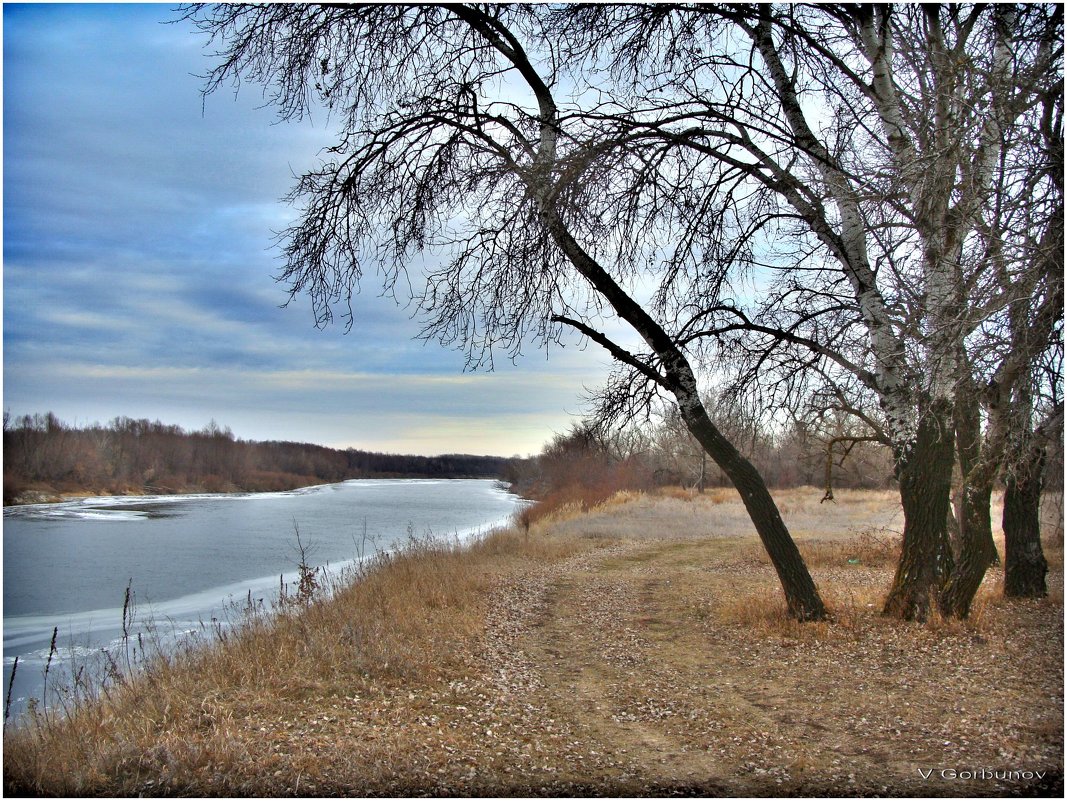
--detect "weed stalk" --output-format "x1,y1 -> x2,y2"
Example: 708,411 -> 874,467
121,579 -> 133,675
4,655 -> 19,730
43,626 -> 59,712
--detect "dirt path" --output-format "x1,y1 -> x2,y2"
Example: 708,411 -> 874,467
466,534 -> 1063,797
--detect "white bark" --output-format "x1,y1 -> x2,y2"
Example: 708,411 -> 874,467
753,17 -> 916,447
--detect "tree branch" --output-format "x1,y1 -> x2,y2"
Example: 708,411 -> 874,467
551,315 -> 669,389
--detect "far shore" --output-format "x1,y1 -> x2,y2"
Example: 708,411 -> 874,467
5,476 -> 514,508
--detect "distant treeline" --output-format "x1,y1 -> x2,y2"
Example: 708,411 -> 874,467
3,412 -> 519,504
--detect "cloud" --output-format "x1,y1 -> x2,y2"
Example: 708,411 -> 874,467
2,3 -> 614,456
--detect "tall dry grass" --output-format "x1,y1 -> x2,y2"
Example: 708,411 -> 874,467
2,525 -> 589,796
517,481 -> 637,529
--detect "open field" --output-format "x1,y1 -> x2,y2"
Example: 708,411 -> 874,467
3,487 -> 1062,796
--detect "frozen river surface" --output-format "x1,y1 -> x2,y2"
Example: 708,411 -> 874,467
3,479 -> 519,715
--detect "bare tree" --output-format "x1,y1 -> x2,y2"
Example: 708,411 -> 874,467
544,4 -> 1062,619
183,4 -> 828,619
931,5 -> 1063,614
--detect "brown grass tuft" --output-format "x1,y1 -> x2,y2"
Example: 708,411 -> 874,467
799,528 -> 902,568
655,485 -> 695,501
705,487 -> 735,504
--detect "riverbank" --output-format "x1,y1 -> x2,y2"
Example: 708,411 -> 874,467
4,487 -> 1062,796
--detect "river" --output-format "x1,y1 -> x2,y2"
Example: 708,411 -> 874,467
2,479 -> 521,718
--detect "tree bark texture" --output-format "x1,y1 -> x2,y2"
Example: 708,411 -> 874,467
883,402 -> 956,621
939,381 -> 999,618
939,479 -> 995,618
1003,446 -> 1049,598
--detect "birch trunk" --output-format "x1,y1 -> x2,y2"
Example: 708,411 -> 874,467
758,10 -> 965,619
883,400 -> 956,621
939,366 -> 999,618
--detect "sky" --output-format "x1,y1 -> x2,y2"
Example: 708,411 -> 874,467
1,2 -> 615,457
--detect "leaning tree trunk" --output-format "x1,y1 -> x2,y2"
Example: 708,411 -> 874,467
939,374 -> 999,618
884,402 -> 956,621
538,207 -> 826,621
481,5 -> 828,622
1003,444 -> 1048,598
683,404 -> 827,621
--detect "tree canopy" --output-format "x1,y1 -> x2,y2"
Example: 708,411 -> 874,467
184,3 -> 1062,621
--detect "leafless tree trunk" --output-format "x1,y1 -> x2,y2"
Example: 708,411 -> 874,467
883,401 -> 957,620
1003,439 -> 1049,598
938,361 -> 999,618
1003,401 -> 1062,598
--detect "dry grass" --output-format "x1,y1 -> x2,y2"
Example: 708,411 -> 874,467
655,484 -> 697,501
1,527 -> 593,796
517,478 -> 645,530
4,488 -> 1062,797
